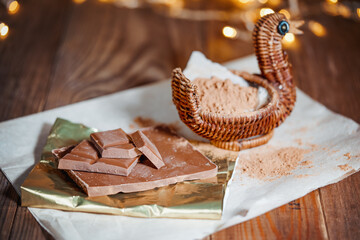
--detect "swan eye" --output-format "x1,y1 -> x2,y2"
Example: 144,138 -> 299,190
278,20 -> 289,35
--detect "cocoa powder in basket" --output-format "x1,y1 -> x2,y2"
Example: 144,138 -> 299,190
237,145 -> 312,180
193,77 -> 258,114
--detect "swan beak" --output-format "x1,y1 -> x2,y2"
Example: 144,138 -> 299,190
289,20 -> 304,35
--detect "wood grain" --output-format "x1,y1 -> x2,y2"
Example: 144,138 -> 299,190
44,1 -> 174,109
287,14 -> 360,123
0,0 -> 72,121
0,0 -> 359,239
0,0 -> 71,239
211,191 -> 328,239
319,172 -> 360,239
0,171 -> 18,240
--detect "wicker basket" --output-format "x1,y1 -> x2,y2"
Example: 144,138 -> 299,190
171,13 -> 298,151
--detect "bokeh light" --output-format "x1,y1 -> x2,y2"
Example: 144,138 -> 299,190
238,0 -> 252,4
267,0 -> 281,7
0,23 -> 9,39
73,0 -> 86,4
326,0 -> 338,4
338,4 -> 351,18
260,8 -> 274,17
8,1 -> 20,14
308,21 -> 327,37
222,26 -> 237,39
279,9 -> 290,19
283,33 -> 295,43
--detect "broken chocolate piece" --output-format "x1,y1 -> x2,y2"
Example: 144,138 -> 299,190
90,128 -> 129,151
66,126 -> 218,197
71,140 -> 98,160
59,153 -> 97,166
130,130 -> 164,169
59,155 -> 139,176
52,145 -> 75,160
101,143 -> 142,158
57,140 -> 138,176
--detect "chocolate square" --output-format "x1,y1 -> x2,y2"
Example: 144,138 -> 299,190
130,130 -> 164,169
90,128 -> 129,150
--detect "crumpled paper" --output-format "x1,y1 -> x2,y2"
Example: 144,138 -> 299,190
0,54 -> 359,240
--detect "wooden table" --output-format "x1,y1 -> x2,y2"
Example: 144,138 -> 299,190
1,0 -> 359,239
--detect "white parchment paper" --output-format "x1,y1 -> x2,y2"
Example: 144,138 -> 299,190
0,54 -> 359,240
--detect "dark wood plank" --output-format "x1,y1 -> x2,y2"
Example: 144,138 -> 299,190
0,0 -> 72,121
287,12 -> 360,240
287,14 -> 360,123
210,191 -> 328,239
319,172 -> 360,239
0,171 -> 18,240
166,18 -> 206,68
0,170 -> 53,240
44,1 -> 175,109
0,0 -> 359,239
9,205 -> 53,240
0,0 -> 71,239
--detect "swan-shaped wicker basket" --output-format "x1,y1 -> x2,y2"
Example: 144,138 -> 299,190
171,13 -> 303,151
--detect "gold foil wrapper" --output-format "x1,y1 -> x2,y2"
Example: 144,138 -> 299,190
21,118 -> 236,219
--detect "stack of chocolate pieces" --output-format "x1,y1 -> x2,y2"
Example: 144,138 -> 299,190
53,126 -> 218,197
57,128 -> 165,176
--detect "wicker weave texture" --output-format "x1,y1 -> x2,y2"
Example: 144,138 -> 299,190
171,13 -> 297,150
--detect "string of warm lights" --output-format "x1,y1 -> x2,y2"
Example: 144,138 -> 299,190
1,0 -> 359,42
220,0 -> 359,47
0,0 -> 20,40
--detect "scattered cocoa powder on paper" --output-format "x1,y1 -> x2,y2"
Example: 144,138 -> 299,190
190,141 -> 239,162
292,126 -> 309,134
295,138 -> 303,146
132,117 -> 180,132
237,145 -> 312,181
338,164 -> 353,171
295,174 -> 311,179
133,117 -> 157,128
193,77 -> 258,115
344,152 -> 351,160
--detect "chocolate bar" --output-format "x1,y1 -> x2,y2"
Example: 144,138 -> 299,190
66,126 -> 218,197
100,143 -> 141,159
59,154 -> 139,176
130,130 -> 164,169
71,140 -> 98,160
57,140 -> 138,176
90,128 -> 129,150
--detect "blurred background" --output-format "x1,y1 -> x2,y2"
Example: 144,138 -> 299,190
0,0 -> 359,118
0,1 -> 360,239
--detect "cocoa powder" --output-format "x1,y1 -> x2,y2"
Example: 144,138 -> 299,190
338,164 -> 352,171
237,145 -> 312,181
193,77 -> 258,114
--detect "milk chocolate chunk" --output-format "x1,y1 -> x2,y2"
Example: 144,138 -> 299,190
71,140 -> 98,160
90,128 -> 129,150
52,145 -> 75,160
57,140 -> 138,176
60,154 -> 139,176
101,143 -> 142,158
66,126 -> 218,197
130,130 -> 164,169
